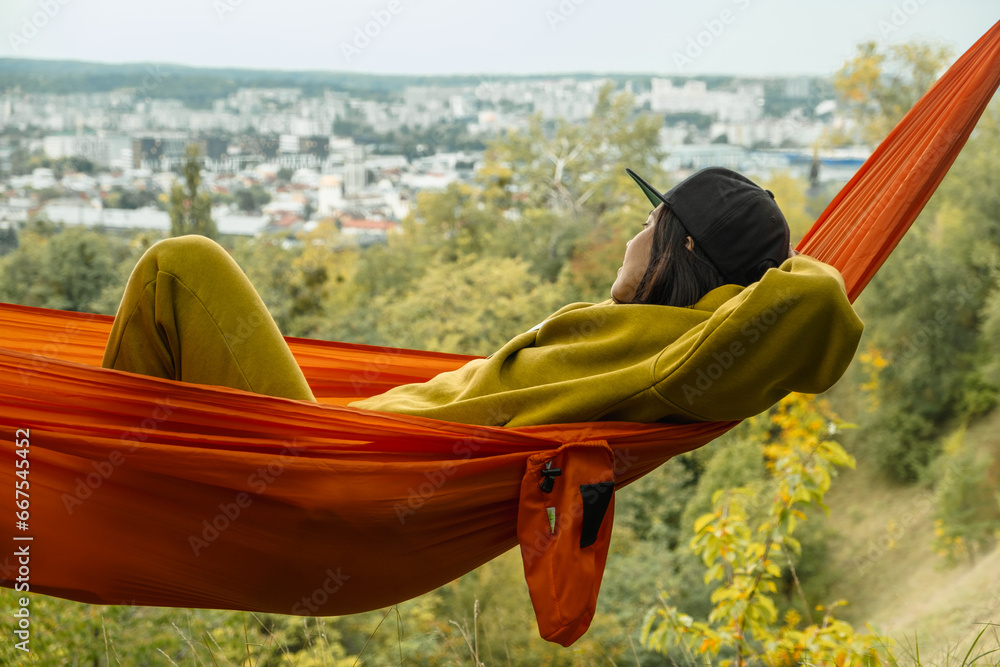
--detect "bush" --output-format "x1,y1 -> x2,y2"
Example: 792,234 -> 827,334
932,426 -> 1000,564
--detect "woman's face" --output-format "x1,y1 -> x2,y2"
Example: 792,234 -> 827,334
610,204 -> 662,303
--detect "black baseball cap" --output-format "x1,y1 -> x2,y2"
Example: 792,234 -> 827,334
626,166 -> 790,286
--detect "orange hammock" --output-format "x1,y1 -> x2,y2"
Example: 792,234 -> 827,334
2,19 -> 1000,647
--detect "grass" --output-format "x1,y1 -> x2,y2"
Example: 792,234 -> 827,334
822,408 -> 1000,665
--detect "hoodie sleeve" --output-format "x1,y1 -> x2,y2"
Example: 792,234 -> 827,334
652,255 -> 864,422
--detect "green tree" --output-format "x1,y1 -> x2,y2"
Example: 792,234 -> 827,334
932,426 -> 1000,564
106,185 -> 158,210
474,84 -> 665,299
169,144 -> 217,240
66,155 -> 96,175
231,224 -> 351,340
854,103 -> 1000,481
0,220 -> 120,312
834,40 -> 953,146
0,224 -> 17,255
369,254 -> 566,356
235,184 -> 272,212
642,394 -> 894,666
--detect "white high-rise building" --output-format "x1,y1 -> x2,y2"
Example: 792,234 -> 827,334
651,79 -> 763,123
318,175 -> 344,216
344,146 -> 365,195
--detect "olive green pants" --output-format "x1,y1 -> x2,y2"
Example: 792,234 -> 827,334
102,235 -> 317,402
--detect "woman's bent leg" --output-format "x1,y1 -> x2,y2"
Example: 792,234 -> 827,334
102,235 -> 317,402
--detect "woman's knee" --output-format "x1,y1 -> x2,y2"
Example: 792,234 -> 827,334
141,235 -> 233,275
151,234 -> 226,259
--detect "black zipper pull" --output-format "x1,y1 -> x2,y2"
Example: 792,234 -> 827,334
539,459 -> 562,493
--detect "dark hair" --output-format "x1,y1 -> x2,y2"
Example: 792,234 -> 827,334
630,206 -> 728,307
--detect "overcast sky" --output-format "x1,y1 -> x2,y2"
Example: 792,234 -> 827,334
1,0 -> 996,77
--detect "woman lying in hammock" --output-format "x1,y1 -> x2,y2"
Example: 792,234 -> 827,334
101,167 -> 863,427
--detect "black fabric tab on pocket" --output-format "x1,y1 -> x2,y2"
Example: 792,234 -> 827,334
579,482 -> 614,549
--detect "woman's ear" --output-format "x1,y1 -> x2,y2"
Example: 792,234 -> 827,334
685,236 -> 695,252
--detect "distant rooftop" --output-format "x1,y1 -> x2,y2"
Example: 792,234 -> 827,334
41,204 -> 266,236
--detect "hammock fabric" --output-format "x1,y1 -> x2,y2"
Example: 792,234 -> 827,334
2,19 -> 1000,647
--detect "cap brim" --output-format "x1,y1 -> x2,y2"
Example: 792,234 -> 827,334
626,168 -> 667,209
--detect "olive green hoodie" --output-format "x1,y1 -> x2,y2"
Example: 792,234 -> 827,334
350,255 -> 863,427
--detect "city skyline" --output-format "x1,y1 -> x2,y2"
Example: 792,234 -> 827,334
1,0 -> 997,77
